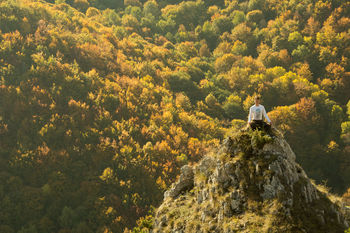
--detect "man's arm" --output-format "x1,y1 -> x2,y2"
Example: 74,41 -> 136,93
248,107 -> 252,123
262,106 -> 271,123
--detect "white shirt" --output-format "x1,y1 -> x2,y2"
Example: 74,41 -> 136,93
248,104 -> 271,123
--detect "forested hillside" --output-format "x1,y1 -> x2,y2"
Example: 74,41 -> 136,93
0,0 -> 349,232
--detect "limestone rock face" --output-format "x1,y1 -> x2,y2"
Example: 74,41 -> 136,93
153,130 -> 349,233
164,165 -> 194,199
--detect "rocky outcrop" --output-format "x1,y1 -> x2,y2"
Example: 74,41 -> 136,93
164,165 -> 194,199
153,129 -> 349,233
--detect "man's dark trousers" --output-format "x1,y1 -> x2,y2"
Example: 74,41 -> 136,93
249,120 -> 271,132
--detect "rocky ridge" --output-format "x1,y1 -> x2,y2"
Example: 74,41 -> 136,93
152,129 -> 349,233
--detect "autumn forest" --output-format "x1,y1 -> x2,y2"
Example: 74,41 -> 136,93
0,0 -> 350,232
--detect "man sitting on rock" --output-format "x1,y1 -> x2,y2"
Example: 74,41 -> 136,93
247,95 -> 272,132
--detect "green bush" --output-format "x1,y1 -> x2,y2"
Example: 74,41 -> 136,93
251,130 -> 273,149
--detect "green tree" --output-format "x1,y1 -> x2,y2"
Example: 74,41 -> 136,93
143,1 -> 160,18
59,206 -> 77,229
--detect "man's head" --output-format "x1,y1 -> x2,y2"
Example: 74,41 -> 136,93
254,95 -> 261,105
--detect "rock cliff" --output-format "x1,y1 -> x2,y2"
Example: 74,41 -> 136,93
153,129 -> 349,233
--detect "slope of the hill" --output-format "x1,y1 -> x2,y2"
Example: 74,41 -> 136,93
153,129 -> 349,232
